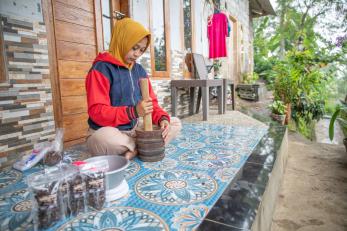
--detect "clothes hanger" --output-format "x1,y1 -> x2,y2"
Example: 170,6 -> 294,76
102,11 -> 126,20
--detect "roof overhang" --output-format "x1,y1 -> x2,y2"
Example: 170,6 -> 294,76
250,0 -> 276,18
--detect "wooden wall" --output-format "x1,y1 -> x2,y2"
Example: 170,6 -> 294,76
50,0 -> 98,146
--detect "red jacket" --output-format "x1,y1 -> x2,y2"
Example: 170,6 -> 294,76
85,52 -> 170,130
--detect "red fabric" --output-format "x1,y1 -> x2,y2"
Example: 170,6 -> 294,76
86,69 -> 133,127
92,52 -> 125,66
208,13 -> 228,58
86,52 -> 170,128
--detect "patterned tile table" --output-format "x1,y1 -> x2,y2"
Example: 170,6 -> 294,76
0,123 -> 267,230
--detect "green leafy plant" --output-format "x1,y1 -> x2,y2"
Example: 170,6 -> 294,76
213,60 -> 222,77
272,49 -> 329,138
329,100 -> 347,141
242,72 -> 259,84
269,100 -> 287,115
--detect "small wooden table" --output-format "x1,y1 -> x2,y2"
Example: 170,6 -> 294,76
171,79 -> 224,121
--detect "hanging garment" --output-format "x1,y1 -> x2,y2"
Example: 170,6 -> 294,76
207,13 -> 228,58
227,20 -> 231,37
220,10 -> 231,37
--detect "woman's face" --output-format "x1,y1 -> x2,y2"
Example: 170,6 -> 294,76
124,37 -> 148,65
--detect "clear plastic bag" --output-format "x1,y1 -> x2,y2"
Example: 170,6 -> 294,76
68,172 -> 87,216
27,170 -> 63,230
43,128 -> 64,166
13,142 -> 51,171
57,164 -> 79,219
80,160 -> 108,210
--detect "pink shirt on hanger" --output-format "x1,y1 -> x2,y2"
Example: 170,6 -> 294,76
208,13 -> 228,58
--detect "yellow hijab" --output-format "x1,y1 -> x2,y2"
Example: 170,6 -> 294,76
109,18 -> 150,68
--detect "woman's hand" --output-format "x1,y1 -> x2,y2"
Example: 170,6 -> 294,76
136,98 -> 153,117
160,119 -> 170,143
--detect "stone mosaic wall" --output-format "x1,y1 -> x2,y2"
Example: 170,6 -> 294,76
0,15 -> 55,167
170,49 -> 186,80
138,49 -> 191,117
150,49 -> 192,117
151,79 -> 191,119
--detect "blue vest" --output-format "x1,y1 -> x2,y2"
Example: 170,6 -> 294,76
88,61 -> 147,130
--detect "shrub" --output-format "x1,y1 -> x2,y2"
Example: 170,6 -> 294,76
242,72 -> 259,84
269,100 -> 286,115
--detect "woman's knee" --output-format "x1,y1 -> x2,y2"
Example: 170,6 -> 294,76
86,127 -> 135,155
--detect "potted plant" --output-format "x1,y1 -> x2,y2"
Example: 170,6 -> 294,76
269,100 -> 287,125
236,72 -> 262,101
329,98 -> 347,152
213,60 -> 222,79
242,72 -> 259,84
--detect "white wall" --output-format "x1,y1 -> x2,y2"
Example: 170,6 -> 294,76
0,0 -> 43,22
130,0 -> 255,114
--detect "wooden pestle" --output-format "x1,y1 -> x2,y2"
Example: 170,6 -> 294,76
139,78 -> 153,131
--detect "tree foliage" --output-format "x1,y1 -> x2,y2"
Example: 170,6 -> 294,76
253,0 -> 347,139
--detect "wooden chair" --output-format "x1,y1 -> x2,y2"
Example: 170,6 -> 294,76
171,53 -> 224,121
192,53 -> 211,113
192,53 -> 235,112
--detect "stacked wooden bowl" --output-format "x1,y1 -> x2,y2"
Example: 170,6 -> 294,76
136,126 -> 165,162
135,78 -> 165,162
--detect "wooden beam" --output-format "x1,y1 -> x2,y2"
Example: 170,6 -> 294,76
94,0 -> 104,52
0,20 -> 8,83
42,0 -> 63,128
149,0 -> 171,78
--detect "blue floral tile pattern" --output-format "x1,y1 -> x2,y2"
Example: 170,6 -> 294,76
177,141 -> 206,150
0,189 -> 33,231
171,204 -> 209,230
179,148 -> 242,169
0,168 -> 22,190
124,161 -> 140,179
135,170 -> 217,205
143,158 -> 177,170
214,167 -> 239,182
165,143 -> 178,156
0,165 -> 44,194
0,122 -> 267,231
58,207 -> 169,231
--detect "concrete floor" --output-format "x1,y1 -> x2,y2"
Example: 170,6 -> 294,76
229,91 -> 347,231
271,131 -> 347,231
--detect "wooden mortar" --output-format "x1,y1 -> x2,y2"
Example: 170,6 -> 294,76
136,79 -> 165,162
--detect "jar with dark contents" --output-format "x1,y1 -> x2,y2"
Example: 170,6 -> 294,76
85,172 -> 106,210
42,128 -> 64,166
58,164 -> 78,218
58,180 -> 71,218
32,180 -> 62,229
69,174 -> 87,216
43,150 -> 63,166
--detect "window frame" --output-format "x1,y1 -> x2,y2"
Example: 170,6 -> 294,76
96,0 -> 127,52
0,22 -> 8,83
240,24 -> 246,73
228,14 -> 239,83
148,0 -> 171,78
181,0 -> 194,78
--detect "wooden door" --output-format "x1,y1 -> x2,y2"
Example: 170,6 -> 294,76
44,0 -> 129,146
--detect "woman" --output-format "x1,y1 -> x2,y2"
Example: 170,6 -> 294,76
85,18 -> 181,159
